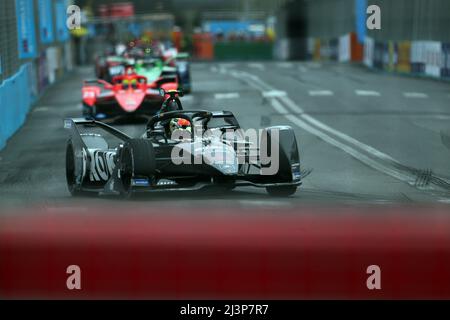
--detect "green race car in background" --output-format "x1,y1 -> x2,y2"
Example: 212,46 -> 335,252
135,53 -> 191,94
134,58 -> 177,84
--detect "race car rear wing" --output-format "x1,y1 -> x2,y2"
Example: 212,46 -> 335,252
64,118 -> 131,145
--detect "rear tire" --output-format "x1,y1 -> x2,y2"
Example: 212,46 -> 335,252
66,142 -> 90,197
119,139 -> 156,198
266,186 -> 297,197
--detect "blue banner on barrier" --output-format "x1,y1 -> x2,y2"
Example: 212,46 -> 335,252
0,64 -> 33,150
55,0 -> 70,42
355,0 -> 367,44
15,0 -> 38,59
38,0 -> 54,44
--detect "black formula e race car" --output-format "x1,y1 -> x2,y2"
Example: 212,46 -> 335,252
64,108 -> 303,197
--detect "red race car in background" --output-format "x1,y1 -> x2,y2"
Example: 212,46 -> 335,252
82,67 -> 179,121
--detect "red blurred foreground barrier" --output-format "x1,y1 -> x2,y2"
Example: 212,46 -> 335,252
1,205 -> 450,299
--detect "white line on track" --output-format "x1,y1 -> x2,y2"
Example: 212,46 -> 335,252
245,72 -> 399,162
278,96 -> 397,162
263,90 -> 287,98
309,90 -> 334,96
298,66 -> 308,73
355,90 -> 381,97
214,92 -> 240,99
270,99 -> 415,183
248,63 -> 265,71
226,69 -> 437,189
403,92 -> 428,98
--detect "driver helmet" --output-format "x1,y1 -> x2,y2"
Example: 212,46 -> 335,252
169,118 -> 191,139
122,78 -> 137,88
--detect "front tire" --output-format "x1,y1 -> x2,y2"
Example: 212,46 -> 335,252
266,185 -> 297,197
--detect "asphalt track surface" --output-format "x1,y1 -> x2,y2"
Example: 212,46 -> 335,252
1,61 -> 450,210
